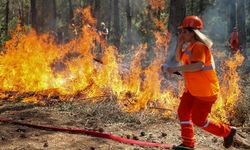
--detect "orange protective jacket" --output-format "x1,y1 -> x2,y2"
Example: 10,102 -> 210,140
181,41 -> 220,97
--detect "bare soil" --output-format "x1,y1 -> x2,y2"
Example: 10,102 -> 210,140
0,98 -> 249,150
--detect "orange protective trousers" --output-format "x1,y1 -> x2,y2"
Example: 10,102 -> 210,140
178,91 -> 231,147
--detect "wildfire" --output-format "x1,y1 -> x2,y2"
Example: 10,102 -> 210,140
212,52 -> 244,123
0,7 -> 176,112
147,0 -> 165,10
0,6 -> 244,122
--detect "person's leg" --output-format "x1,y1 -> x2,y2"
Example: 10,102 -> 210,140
177,91 -> 195,148
191,96 -> 231,137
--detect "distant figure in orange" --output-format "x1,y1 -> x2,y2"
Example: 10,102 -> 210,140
229,27 -> 239,54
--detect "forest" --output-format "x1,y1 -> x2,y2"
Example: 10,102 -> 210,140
0,0 -> 249,54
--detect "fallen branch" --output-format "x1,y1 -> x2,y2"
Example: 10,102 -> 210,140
149,107 -> 172,111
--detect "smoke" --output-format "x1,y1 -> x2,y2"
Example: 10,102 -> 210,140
165,34 -> 177,65
201,0 -> 230,45
166,0 -> 233,65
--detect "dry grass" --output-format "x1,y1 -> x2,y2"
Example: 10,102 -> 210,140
235,58 -> 250,126
52,97 -> 172,128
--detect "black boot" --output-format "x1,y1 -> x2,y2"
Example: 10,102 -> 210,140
223,127 -> 237,148
172,144 -> 195,150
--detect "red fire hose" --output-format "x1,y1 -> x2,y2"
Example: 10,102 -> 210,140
0,117 -> 173,149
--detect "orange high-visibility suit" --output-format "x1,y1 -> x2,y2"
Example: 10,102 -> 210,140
229,30 -> 239,54
178,41 -> 231,147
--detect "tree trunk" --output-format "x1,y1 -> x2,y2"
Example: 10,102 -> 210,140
248,1 -> 250,16
18,1 -> 24,25
89,0 -> 95,17
167,0 -> 186,64
52,0 -> 57,25
37,0 -> 57,33
237,0 -> 247,56
168,0 -> 186,37
30,0 -> 37,29
68,0 -> 73,23
113,0 -> 120,49
191,0 -> 194,14
5,0 -> 9,35
94,0 -> 101,26
247,0 -> 250,42
227,0 -> 236,35
107,0 -> 112,33
126,0 -> 132,45
199,0 -> 204,16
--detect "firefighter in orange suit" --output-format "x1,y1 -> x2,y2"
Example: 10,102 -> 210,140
229,27 -> 239,54
162,16 -> 236,150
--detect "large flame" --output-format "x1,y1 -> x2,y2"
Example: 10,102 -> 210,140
0,7 -> 177,112
0,6 -> 244,122
212,52 -> 244,123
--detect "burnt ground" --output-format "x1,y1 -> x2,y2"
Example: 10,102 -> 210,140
0,97 -> 249,150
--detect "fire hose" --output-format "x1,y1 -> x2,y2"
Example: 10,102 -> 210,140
0,117 -> 173,149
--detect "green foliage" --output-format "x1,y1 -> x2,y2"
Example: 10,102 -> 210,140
0,16 -> 19,48
0,24 -> 9,48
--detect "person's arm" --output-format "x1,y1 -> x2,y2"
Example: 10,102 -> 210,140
167,62 -> 204,73
176,33 -> 185,62
177,62 -> 204,72
235,32 -> 239,43
229,33 -> 233,44
105,28 -> 109,35
176,43 -> 183,62
168,44 -> 207,73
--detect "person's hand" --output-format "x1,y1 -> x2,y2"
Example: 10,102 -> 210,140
161,64 -> 169,73
177,32 -> 185,46
161,64 -> 168,79
167,67 -> 178,74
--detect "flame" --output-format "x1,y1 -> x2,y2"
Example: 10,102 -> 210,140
0,7 -> 177,113
212,52 -> 244,123
0,5 -> 244,122
147,0 -> 165,10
